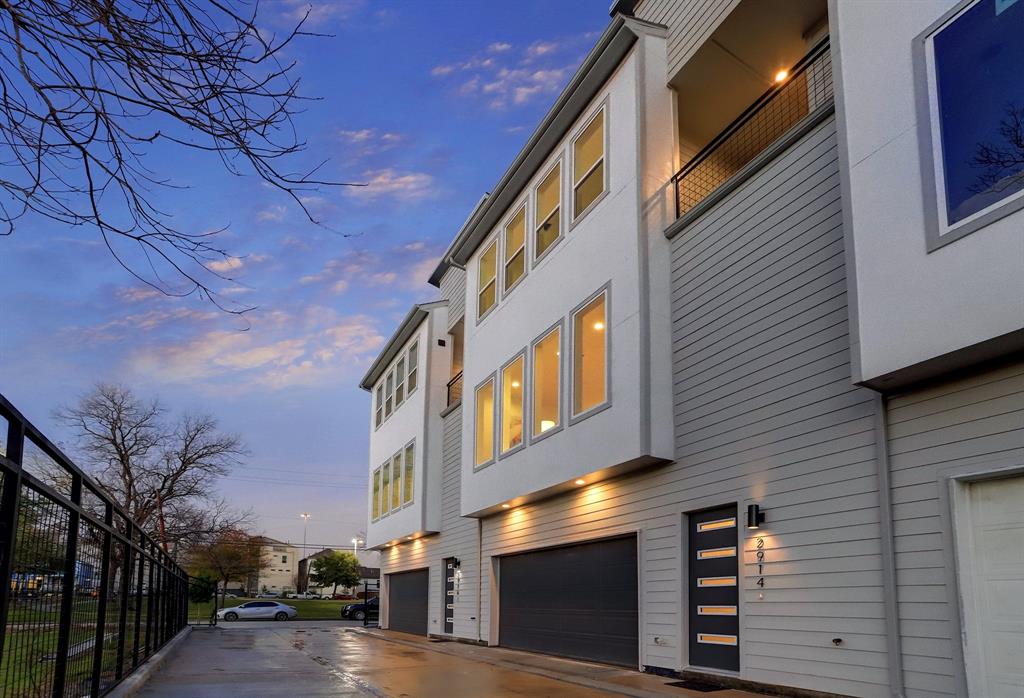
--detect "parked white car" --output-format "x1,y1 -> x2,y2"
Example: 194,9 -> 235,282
216,601 -> 297,621
286,592 -> 320,599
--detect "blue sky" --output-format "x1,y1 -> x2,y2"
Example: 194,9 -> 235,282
0,1 -> 608,550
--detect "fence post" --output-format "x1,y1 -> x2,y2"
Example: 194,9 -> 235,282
51,471 -> 82,698
116,539 -> 133,679
0,416 -> 25,665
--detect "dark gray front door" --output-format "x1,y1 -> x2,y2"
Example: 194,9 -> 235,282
499,536 -> 638,666
688,506 -> 739,671
443,558 -> 456,634
387,569 -> 428,635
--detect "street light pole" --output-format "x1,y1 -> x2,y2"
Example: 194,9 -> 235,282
300,513 -> 311,592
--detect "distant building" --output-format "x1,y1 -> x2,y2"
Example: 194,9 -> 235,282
251,537 -> 298,595
298,548 -> 380,596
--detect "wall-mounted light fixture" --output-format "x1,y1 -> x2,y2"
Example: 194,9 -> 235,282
746,504 -> 766,529
451,558 -> 461,569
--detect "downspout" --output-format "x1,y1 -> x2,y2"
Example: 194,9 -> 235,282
477,517 -> 483,643
872,392 -> 906,698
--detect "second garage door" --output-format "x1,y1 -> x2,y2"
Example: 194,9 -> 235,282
499,536 -> 638,666
387,569 -> 428,635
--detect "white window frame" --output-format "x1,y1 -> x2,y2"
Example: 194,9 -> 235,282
528,320 -> 563,445
407,342 -> 419,395
569,283 -> 612,424
570,103 -> 609,226
402,440 -> 415,506
498,349 -> 528,459
473,373 -> 497,469
532,156 -> 564,266
380,460 -> 391,516
477,238 -> 499,322
374,385 -> 383,429
384,370 -> 394,419
395,356 -> 406,407
371,467 -> 381,521
502,203 -> 528,298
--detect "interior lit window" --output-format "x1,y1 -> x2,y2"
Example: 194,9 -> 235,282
504,206 -> 526,290
535,161 -> 561,259
403,442 -> 414,504
407,342 -> 419,394
573,291 -> 607,416
573,108 -> 605,218
478,240 -> 497,317
532,326 -> 561,437
395,357 -> 405,406
384,371 -> 394,418
501,355 -> 525,453
391,453 -> 402,510
381,462 -> 391,515
371,468 -> 381,520
475,377 -> 495,466
374,386 -> 383,428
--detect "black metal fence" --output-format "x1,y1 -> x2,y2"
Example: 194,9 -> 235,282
0,394 -> 188,698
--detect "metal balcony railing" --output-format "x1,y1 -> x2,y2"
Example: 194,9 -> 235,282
446,371 -> 464,407
672,38 -> 833,219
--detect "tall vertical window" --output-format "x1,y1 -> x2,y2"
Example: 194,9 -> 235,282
475,377 -> 495,466
573,291 -> 608,416
385,371 -> 394,418
532,326 -> 561,437
395,358 -> 406,406
381,462 -> 391,515
535,162 -> 561,259
407,342 -> 419,394
478,240 -> 497,318
501,355 -> 525,453
371,468 -> 381,520
504,206 -> 526,291
374,386 -> 383,428
403,442 -> 415,504
391,453 -> 402,510
573,108 -> 606,218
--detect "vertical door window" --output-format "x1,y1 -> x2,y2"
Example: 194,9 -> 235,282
501,355 -> 525,453
572,291 -> 607,416
532,326 -> 561,437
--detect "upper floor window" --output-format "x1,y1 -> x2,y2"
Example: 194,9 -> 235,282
532,325 -> 561,438
390,452 -> 402,511
474,376 -> 495,467
478,240 -> 498,318
572,289 -> 608,417
381,461 -> 391,516
371,468 -> 381,520
500,354 -> 525,454
503,206 -> 527,292
407,342 -> 419,394
395,357 -> 406,406
385,371 -> 394,419
573,107 -> 606,219
374,386 -> 383,428
281,555 -> 287,563
920,0 -> 1024,245
403,442 -> 415,505
535,161 -> 562,260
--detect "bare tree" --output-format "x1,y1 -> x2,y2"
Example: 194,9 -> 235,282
0,0 -> 360,309
971,103 -> 1024,195
55,382 -> 249,556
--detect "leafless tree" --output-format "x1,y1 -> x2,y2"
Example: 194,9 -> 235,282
54,382 -> 250,557
0,0 -> 360,309
971,103 -> 1024,195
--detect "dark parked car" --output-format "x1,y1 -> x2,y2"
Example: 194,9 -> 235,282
341,597 -> 378,621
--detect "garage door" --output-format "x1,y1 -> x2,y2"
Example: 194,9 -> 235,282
964,476 -> 1024,696
387,569 -> 428,635
499,536 -> 638,666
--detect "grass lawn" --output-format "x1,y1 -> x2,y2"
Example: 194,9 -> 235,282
191,597 -> 358,621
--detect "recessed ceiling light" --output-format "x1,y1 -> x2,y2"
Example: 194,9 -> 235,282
501,503 -> 511,509
774,69 -> 788,83
575,479 -> 586,485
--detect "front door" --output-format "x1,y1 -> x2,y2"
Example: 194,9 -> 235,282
688,505 -> 739,671
443,558 -> 456,634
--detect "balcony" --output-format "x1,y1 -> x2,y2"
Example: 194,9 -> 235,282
446,371 -> 463,407
672,38 -> 833,220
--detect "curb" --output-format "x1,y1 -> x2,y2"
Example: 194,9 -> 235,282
105,625 -> 193,698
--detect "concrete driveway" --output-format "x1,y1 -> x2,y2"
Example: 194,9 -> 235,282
137,622 -> 759,698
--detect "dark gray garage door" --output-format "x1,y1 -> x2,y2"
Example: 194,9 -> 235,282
499,536 -> 638,666
387,569 -> 428,635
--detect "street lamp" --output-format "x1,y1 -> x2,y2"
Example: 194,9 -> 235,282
351,537 -> 363,554
300,513 -> 311,592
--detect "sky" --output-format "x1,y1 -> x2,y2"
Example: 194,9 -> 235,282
0,0 -> 609,553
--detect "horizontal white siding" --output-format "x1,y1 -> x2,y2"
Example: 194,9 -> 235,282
635,0 -> 740,80
439,267 -> 466,330
886,359 -> 1024,698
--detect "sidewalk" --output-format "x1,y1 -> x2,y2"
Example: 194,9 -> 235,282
136,621 -> 760,698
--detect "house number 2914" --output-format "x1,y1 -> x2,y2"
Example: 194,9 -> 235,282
755,537 -> 765,588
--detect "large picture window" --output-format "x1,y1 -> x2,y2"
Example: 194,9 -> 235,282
572,290 -> 608,417
535,161 -> 562,259
504,206 -> 526,291
475,376 -> 495,466
573,108 -> 606,218
532,325 -> 561,437
501,354 -> 525,453
920,0 -> 1024,244
478,240 -> 498,318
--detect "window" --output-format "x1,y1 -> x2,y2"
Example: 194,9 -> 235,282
478,240 -> 497,318
573,108 -> 605,218
282,555 -> 287,563
921,0 -> 1024,243
374,386 -> 383,428
391,452 -> 402,511
535,161 -> 561,259
371,469 -> 380,520
504,206 -> 526,291
474,377 -> 495,466
381,462 -> 391,515
532,326 -> 561,437
403,442 -> 414,504
385,371 -> 394,418
395,357 -> 406,406
501,354 -> 525,453
572,291 -> 608,416
407,342 -> 419,394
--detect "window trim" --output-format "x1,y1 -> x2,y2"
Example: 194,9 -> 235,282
374,385 -> 383,430
569,282 -> 612,425
390,450 -> 402,513
501,202 -> 529,299
570,102 -> 610,228
914,0 -> 1024,251
407,341 -> 419,396
380,459 -> 392,516
497,348 -> 528,460
532,156 -> 565,268
476,237 -> 499,324
402,439 -> 415,506
395,357 -> 406,407
472,372 -> 498,470
527,319 -> 564,446
371,467 -> 381,521
384,370 -> 394,419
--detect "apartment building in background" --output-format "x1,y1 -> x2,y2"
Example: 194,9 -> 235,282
251,537 -> 299,595
360,1 -> 1023,696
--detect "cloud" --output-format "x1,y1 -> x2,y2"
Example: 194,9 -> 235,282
524,41 -> 559,61
116,286 -> 166,303
480,67 -> 571,110
336,128 -> 405,159
297,242 -> 441,295
269,0 -> 365,29
257,205 -> 287,222
345,169 -> 435,202
487,42 -> 512,53
207,257 -> 244,274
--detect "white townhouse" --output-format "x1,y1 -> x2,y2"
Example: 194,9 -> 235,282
360,1 -> 1024,697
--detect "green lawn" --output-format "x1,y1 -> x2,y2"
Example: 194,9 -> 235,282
192,597 -> 360,621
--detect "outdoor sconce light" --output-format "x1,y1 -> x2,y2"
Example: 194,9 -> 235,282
451,558 -> 461,569
746,504 -> 766,529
